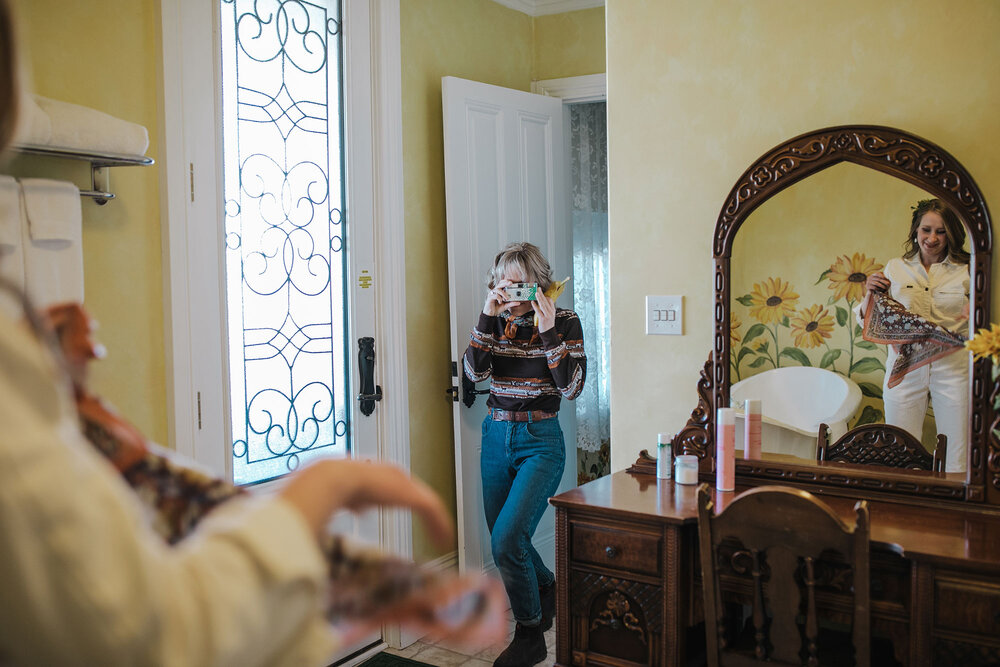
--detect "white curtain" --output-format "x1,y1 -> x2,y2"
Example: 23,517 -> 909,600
570,102 -> 610,482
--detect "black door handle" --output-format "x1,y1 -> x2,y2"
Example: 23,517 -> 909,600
358,337 -> 382,416
461,372 -> 490,408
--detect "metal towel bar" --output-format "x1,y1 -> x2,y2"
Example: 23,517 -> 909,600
10,143 -> 154,205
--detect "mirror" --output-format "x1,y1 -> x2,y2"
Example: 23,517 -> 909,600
644,125 -> 996,506
729,164 -> 967,467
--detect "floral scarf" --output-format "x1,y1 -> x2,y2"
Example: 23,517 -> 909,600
862,291 -> 966,388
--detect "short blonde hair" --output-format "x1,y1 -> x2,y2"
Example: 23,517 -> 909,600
0,0 -> 19,151
487,242 -> 553,292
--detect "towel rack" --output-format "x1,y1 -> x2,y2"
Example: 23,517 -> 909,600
11,144 -> 154,205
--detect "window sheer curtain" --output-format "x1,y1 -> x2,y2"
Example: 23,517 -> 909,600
571,102 -> 610,483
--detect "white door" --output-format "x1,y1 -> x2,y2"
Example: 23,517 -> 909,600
442,76 -> 577,575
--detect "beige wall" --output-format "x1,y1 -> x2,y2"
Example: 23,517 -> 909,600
607,0 -> 1000,470
9,0 -> 167,444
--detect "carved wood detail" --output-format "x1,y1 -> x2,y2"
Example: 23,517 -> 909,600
818,423 -> 943,471
569,570 -> 663,633
932,639 -> 1000,666
732,458 -> 967,500
699,124 -> 996,506
676,354 -> 714,463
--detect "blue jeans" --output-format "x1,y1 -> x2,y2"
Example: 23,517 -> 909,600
481,415 -> 565,626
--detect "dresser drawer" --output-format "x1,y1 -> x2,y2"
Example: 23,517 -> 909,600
571,520 -> 662,576
935,574 -> 1000,636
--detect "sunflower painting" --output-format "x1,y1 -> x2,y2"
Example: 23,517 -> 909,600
826,253 -> 882,303
790,305 -> 834,348
748,277 -> 799,324
732,252 -> 889,426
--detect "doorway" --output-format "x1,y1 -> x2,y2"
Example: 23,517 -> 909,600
566,100 -> 610,485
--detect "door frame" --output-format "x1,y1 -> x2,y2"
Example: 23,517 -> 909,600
531,73 -> 607,103
158,0 -> 412,606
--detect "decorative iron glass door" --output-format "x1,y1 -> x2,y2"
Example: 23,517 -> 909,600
220,0 -> 350,486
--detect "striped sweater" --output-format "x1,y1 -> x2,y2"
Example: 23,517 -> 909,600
464,309 -> 586,414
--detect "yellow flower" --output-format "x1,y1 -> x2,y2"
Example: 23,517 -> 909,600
789,304 -> 835,349
730,313 -> 742,343
966,323 -> 1000,365
827,253 -> 882,303
749,277 -> 799,324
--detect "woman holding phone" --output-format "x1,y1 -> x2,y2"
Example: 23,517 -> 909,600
464,242 -> 586,667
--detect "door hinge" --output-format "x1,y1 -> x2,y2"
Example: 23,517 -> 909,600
196,391 -> 202,430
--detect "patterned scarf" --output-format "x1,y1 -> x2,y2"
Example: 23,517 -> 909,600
862,291 -> 966,388
33,300 -> 436,625
501,311 -> 538,345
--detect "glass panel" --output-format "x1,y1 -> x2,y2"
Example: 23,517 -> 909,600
221,0 -> 347,485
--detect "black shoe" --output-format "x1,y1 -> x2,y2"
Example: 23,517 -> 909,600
493,622 -> 547,667
539,582 -> 556,631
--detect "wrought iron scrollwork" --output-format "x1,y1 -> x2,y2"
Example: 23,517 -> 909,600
222,0 -> 348,484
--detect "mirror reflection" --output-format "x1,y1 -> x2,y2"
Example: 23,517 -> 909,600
728,164 -> 972,473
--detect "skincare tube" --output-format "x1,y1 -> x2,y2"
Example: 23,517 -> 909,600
716,407 -> 735,491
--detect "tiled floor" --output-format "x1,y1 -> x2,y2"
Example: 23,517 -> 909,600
382,620 -> 556,666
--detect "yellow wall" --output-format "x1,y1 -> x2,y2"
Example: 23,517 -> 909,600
400,2 -> 605,560
607,0 -> 1000,470
534,7 -> 606,80
8,0 -> 166,444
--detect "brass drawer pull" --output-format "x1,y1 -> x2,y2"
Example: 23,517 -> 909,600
605,546 -> 617,559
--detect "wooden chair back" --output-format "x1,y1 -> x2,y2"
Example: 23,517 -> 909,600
816,423 -> 946,472
697,484 -> 871,667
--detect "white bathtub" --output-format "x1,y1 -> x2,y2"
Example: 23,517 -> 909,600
730,367 -> 863,460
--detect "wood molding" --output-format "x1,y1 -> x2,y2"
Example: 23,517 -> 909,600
491,0 -> 604,17
531,73 -> 607,103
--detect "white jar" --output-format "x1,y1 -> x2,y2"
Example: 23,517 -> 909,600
674,455 -> 699,485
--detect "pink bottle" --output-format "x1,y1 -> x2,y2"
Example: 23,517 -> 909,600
716,407 -> 735,491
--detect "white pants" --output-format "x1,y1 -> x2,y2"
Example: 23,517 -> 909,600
883,348 -> 969,473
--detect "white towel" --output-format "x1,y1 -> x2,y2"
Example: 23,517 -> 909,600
20,178 -> 82,240
11,93 -> 52,146
20,178 -> 84,308
34,94 -> 149,156
0,176 -> 25,291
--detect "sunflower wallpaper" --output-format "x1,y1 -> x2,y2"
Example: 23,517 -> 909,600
730,164 -> 948,443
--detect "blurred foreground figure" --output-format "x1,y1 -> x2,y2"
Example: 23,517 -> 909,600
0,0 -> 504,663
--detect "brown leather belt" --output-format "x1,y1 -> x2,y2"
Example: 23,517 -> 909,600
489,408 -> 557,422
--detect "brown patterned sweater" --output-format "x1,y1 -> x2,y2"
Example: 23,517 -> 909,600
464,309 -> 586,414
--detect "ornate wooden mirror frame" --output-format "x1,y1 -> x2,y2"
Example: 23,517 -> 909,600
634,125 -> 996,506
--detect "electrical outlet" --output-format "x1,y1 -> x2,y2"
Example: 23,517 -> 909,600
646,295 -> 683,335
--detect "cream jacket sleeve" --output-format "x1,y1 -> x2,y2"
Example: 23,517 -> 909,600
0,315 -> 337,666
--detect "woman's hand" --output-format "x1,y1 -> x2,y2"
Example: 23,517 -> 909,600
336,574 -> 508,652
280,459 -> 452,548
865,271 -> 890,294
533,291 -> 556,332
483,279 -> 514,316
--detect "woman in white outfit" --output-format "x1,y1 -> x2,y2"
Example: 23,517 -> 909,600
859,199 -> 970,473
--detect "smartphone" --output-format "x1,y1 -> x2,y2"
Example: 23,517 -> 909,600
504,283 -> 538,301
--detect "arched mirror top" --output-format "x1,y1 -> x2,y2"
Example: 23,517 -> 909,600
632,125 -> 997,507
714,125 -> 992,261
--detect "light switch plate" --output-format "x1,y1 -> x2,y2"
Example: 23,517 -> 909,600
646,295 -> 683,335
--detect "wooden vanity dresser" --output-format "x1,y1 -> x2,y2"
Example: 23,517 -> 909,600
552,468 -> 1000,666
